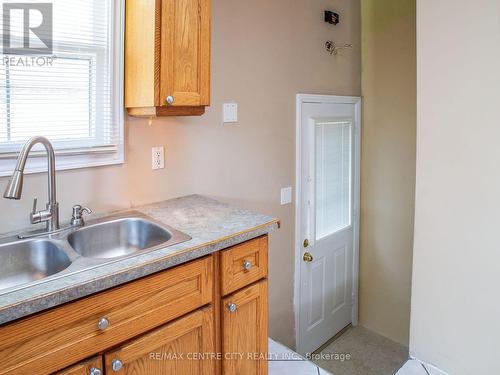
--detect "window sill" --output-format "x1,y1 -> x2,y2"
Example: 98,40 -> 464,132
0,146 -> 124,177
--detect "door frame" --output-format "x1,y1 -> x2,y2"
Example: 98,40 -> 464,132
294,94 -> 361,352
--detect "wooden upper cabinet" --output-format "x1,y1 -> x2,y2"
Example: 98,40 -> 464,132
125,0 -> 210,117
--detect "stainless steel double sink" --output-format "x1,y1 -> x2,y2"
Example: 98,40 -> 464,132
0,212 -> 191,294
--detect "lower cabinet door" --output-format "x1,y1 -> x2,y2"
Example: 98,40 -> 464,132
104,307 -> 215,375
222,280 -> 268,375
54,355 -> 103,375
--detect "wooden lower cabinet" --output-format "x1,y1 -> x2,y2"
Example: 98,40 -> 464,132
104,307 -> 215,375
0,236 -> 270,375
222,280 -> 268,375
0,256 -> 213,375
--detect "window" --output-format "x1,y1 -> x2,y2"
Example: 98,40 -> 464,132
315,119 -> 352,240
0,0 -> 124,175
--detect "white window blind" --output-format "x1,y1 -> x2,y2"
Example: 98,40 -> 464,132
0,0 -> 124,175
315,120 -> 352,240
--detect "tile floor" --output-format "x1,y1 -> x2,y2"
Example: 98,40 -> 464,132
268,338 -> 331,375
396,360 -> 445,375
311,326 -> 409,375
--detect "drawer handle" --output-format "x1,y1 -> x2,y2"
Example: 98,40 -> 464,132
166,95 -> 174,105
243,260 -> 252,271
98,317 -> 109,331
227,303 -> 237,313
112,359 -> 123,372
90,368 -> 102,375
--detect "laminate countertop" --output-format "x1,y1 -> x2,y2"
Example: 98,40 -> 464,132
0,195 -> 279,325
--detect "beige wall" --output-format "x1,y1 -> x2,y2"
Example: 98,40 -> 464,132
359,0 -> 416,346
411,0 -> 500,373
0,0 -> 361,348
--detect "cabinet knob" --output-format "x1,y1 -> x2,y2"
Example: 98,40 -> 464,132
97,317 -> 109,331
243,260 -> 252,271
227,303 -> 237,313
166,95 -> 174,105
90,368 -> 102,375
112,359 -> 123,372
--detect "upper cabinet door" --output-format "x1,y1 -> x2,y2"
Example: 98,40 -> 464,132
125,0 -> 210,117
160,0 -> 210,108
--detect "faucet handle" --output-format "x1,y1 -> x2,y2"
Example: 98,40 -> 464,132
30,197 -> 47,224
31,197 -> 38,215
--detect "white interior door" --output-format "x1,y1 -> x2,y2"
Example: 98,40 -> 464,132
296,95 -> 360,354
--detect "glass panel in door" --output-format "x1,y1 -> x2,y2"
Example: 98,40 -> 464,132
315,120 -> 352,240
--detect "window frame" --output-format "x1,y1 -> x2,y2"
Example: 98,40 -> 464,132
314,118 -> 353,241
0,0 -> 125,177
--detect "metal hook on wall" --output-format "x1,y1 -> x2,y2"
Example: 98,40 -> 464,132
325,41 -> 353,55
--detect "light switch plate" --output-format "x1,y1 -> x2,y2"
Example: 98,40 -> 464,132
223,103 -> 238,123
281,187 -> 293,205
152,146 -> 165,170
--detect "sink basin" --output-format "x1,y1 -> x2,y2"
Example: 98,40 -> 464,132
0,240 -> 71,291
0,214 -> 190,293
68,217 -> 180,259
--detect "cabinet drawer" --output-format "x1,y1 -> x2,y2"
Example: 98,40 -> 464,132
0,256 -> 213,375
220,236 -> 268,296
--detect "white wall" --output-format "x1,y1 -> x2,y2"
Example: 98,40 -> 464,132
411,0 -> 500,373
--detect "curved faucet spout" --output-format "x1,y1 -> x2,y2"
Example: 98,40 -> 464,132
3,136 -> 59,231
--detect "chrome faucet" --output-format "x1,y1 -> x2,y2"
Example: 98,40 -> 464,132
3,136 -> 59,231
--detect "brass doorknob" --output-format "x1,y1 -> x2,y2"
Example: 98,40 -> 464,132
303,252 -> 313,262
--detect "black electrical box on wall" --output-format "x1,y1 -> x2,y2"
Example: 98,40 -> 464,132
324,10 -> 340,25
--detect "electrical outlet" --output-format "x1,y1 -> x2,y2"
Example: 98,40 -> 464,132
152,146 -> 165,170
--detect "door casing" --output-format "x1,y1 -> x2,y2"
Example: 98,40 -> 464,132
294,94 -> 361,353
